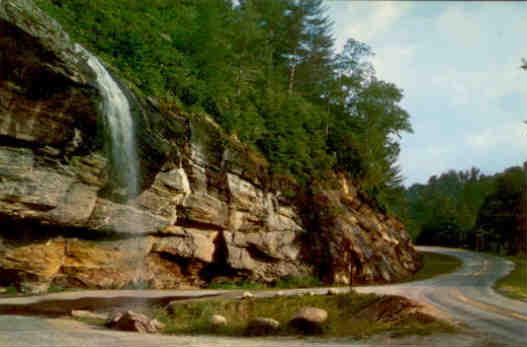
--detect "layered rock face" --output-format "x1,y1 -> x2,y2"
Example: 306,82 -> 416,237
0,0 -> 420,292
308,177 -> 420,284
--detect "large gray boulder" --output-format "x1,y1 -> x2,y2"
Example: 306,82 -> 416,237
246,317 -> 280,336
289,307 -> 328,334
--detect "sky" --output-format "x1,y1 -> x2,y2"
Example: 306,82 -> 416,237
326,1 -> 527,185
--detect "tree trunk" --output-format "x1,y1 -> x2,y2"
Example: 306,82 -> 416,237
288,63 -> 296,95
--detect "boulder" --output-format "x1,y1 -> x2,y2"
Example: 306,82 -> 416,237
105,311 -> 165,334
327,288 -> 339,295
245,317 -> 280,336
209,314 -> 228,327
241,291 -> 254,299
289,307 -> 328,334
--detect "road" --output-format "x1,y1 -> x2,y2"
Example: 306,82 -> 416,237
355,246 -> 527,346
0,246 -> 525,347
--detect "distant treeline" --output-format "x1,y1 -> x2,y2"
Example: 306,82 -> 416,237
396,165 -> 526,255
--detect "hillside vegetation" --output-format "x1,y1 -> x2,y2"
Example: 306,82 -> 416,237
35,0 -> 412,210
397,166 -> 526,255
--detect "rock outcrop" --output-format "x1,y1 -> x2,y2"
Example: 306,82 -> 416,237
0,0 -> 420,291
308,176 -> 421,284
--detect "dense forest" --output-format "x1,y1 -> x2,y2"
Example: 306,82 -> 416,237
35,0 -> 411,209
399,165 -> 526,255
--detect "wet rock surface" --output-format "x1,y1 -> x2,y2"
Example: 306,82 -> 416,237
0,0 -> 420,291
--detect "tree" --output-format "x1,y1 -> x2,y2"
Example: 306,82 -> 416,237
475,166 -> 525,254
399,168 -> 496,245
38,0 -> 413,212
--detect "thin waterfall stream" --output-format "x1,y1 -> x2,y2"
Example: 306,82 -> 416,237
75,44 -> 145,286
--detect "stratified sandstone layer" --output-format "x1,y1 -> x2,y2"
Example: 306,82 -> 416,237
0,0 -> 420,293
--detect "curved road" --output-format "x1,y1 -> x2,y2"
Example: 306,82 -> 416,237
356,246 -> 527,346
0,246 -> 525,346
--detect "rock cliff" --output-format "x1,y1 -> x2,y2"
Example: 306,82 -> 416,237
0,0 -> 420,293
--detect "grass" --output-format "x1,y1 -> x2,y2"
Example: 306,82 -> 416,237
208,276 -> 323,290
47,285 -> 67,293
152,292 -> 455,338
494,256 -> 526,301
207,280 -> 267,290
399,252 -> 462,283
0,286 -> 18,296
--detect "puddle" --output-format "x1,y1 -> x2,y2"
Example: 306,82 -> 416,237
0,296 -> 196,317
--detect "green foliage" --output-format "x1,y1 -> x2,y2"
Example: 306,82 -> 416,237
35,0 -> 412,207
399,167 -> 495,242
47,285 -> 66,293
272,276 -> 323,289
397,165 -> 526,255
208,276 -> 323,290
1,286 -> 18,296
207,280 -> 267,290
474,166 -> 526,254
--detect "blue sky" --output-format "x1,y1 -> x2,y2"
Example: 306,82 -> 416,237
326,1 -> 527,185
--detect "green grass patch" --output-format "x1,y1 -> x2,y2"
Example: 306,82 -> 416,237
208,276 -> 323,290
273,276 -> 323,289
207,280 -> 267,290
495,256 -> 526,301
0,286 -> 18,296
47,285 -> 67,293
399,252 -> 462,283
153,292 -> 455,338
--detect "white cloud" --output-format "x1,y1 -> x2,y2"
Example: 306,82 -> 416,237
332,1 -> 412,49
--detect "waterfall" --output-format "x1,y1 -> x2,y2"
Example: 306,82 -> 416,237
75,44 -> 139,199
76,45 -> 146,286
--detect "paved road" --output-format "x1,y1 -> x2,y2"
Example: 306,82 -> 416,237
355,246 -> 527,346
0,246 -> 525,346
